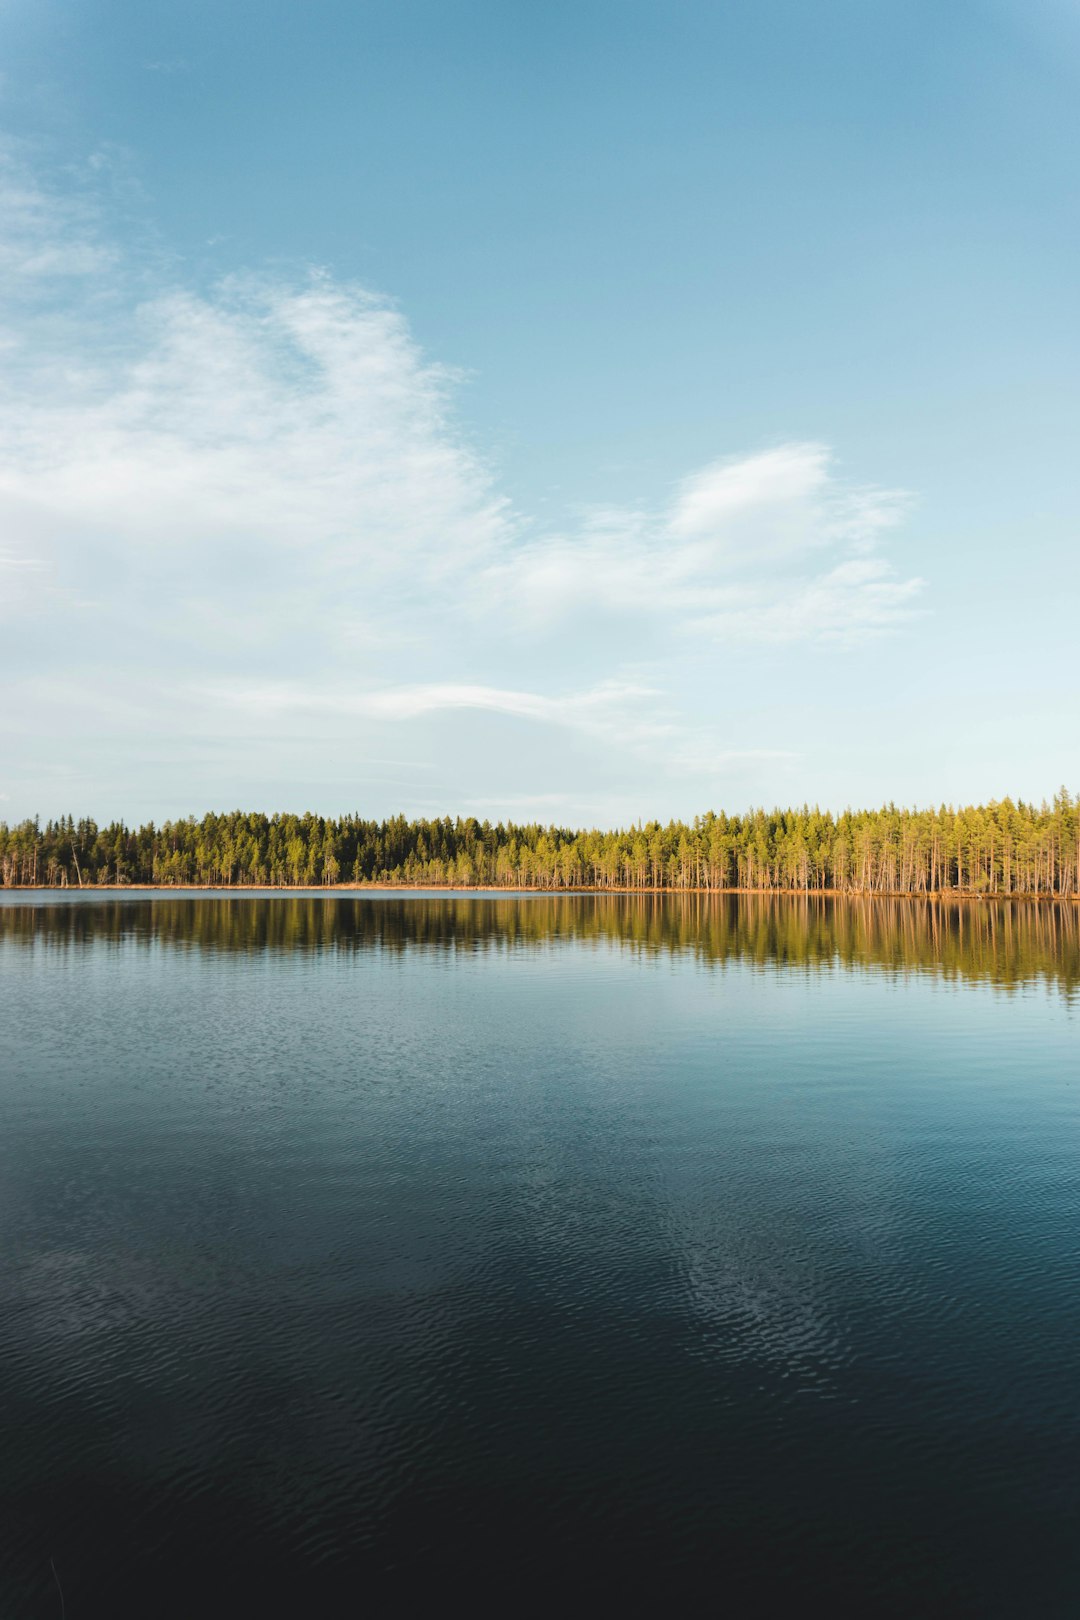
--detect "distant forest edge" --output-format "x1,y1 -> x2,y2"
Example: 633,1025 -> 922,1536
3,796 -> 1080,895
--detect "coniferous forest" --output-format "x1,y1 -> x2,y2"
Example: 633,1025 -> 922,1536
2,796 -> 1079,894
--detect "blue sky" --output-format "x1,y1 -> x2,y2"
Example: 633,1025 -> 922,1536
2,0 -> 1077,824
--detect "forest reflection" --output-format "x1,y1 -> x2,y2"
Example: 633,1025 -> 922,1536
2,893 -> 1078,996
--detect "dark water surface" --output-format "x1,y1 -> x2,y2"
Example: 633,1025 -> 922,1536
2,893 -> 1078,1615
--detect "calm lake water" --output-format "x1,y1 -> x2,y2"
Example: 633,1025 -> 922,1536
2,892 -> 1078,1615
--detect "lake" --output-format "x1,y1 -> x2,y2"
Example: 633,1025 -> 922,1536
1,892 -> 1078,1614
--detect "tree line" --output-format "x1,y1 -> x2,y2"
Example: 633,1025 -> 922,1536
2,795 -> 1079,895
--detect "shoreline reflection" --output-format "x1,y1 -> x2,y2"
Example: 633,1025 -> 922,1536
1,893 -> 1077,996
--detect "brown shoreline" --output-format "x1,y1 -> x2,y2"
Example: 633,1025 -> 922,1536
3,884 -> 1078,902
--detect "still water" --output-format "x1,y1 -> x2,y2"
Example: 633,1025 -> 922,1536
1,893 -> 1078,1615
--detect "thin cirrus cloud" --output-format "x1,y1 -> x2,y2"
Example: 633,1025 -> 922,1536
0,137 -> 925,816
0,145 -> 112,283
481,443 -> 918,641
207,678 -> 686,770
217,679 -> 657,726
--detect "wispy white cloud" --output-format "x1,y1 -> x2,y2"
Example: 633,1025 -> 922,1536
480,443 -> 917,642
0,136 -> 115,284
1,279 -> 508,574
669,443 -> 829,536
210,679 -> 675,763
694,558 -> 924,644
218,678 -> 654,724
0,138 -> 926,817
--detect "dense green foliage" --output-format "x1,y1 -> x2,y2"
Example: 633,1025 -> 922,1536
2,795 -> 1079,893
